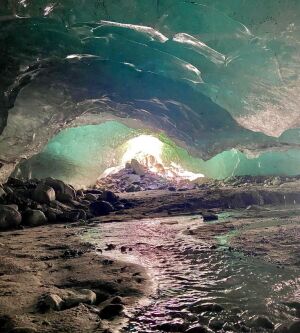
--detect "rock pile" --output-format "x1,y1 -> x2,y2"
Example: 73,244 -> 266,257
0,177 -> 129,231
96,159 -> 198,193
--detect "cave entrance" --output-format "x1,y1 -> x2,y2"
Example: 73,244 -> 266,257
97,134 -> 205,192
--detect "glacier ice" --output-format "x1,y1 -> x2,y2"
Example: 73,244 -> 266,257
0,0 -> 300,182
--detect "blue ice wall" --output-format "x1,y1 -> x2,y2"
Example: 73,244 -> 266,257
14,122 -> 300,185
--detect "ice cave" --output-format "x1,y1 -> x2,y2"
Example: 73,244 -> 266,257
0,1 -> 300,333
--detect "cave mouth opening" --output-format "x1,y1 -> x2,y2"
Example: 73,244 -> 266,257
12,121 -> 300,193
99,134 -> 205,185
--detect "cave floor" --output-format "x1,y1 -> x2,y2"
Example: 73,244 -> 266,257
0,183 -> 300,332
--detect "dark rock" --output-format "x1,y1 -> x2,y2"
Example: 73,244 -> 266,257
274,323 -> 289,333
105,244 -> 116,251
202,212 -> 218,222
45,207 -> 62,223
288,321 -> 300,333
89,200 -> 114,216
168,186 -> 176,191
62,248 -> 83,259
44,178 -> 76,200
0,186 -> 6,199
39,293 -> 64,311
0,315 -> 14,331
157,321 -> 189,332
208,318 -> 224,330
32,183 -> 55,204
111,296 -> 123,304
7,177 -> 24,187
76,190 -> 84,197
250,316 -> 274,330
99,304 -> 124,320
190,302 -> 224,313
125,184 -> 141,192
22,209 -> 47,227
64,289 -> 96,308
59,209 -> 85,222
0,205 -> 22,230
185,325 -> 209,333
85,193 -> 98,201
101,190 -> 118,203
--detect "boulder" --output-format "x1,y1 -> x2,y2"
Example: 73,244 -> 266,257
32,183 -> 55,204
274,323 -> 289,333
101,190 -> 119,203
22,209 -> 47,227
250,316 -> 274,330
59,209 -> 86,222
64,289 -> 97,308
130,159 -> 145,176
85,193 -> 98,201
0,205 -> 22,230
208,318 -> 224,330
288,321 -> 300,333
99,304 -> 124,320
45,207 -> 62,223
89,201 -> 114,216
202,212 -> 218,222
44,178 -> 75,202
40,293 -> 64,311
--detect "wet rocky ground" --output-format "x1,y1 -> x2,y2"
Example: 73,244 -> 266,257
0,175 -> 300,332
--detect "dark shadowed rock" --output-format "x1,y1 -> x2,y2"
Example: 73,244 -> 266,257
190,302 -> 224,313
39,293 -> 64,311
185,325 -> 210,333
157,321 -> 189,332
59,209 -> 86,222
208,318 -> 224,330
33,183 -> 55,204
0,205 -> 22,230
85,193 -> 98,201
90,200 -> 114,216
22,209 -> 47,227
64,289 -> 97,308
99,304 -> 124,320
202,212 -> 218,222
288,321 -> 300,333
250,316 -> 274,330
101,190 -> 119,203
274,323 -> 289,333
44,178 -> 76,201
0,186 -> 6,199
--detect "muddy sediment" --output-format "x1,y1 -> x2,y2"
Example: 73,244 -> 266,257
0,177 -> 300,332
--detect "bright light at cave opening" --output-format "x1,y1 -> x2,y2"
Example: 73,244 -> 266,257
121,135 -> 163,166
121,135 -> 205,181
101,134 -> 205,181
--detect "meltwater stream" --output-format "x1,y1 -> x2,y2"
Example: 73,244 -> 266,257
85,216 -> 300,332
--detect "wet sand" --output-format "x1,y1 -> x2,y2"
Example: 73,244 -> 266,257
1,182 -> 300,332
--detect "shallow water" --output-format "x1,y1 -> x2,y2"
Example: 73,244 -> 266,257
85,215 -> 300,332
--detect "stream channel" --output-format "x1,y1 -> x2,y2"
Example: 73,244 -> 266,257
85,214 -> 300,332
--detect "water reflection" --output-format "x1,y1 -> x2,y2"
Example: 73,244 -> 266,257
85,216 -> 299,332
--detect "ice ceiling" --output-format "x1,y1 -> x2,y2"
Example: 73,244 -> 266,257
1,0 -> 300,183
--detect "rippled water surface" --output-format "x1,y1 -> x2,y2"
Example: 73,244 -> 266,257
85,216 -> 300,332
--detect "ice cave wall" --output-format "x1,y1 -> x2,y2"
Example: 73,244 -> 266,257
0,0 -> 300,182
13,122 -> 300,187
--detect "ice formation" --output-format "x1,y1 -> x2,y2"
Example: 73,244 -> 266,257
0,0 -> 300,183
